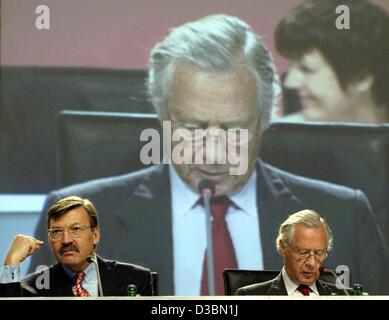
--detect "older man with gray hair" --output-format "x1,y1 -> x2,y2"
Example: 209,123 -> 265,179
30,14 -> 389,295
236,209 -> 351,296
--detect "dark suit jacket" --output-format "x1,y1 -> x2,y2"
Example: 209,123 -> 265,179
236,272 -> 352,296
0,256 -> 152,297
29,160 -> 389,295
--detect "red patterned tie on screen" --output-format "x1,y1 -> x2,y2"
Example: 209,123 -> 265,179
297,284 -> 311,296
200,196 -> 238,295
73,272 -> 90,297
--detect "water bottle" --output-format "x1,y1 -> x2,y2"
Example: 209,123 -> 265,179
352,283 -> 363,295
127,284 -> 138,296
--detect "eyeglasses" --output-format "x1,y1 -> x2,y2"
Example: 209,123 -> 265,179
48,225 -> 93,241
289,246 -> 328,261
167,112 -> 260,146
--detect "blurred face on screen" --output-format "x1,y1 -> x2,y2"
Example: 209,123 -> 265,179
280,224 -> 327,286
166,61 -> 261,196
284,49 -> 362,122
48,207 -> 100,272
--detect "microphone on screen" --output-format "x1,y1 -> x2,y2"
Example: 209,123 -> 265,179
198,179 -> 216,296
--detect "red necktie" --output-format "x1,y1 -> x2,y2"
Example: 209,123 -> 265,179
200,196 -> 238,295
73,272 -> 90,297
297,284 -> 311,296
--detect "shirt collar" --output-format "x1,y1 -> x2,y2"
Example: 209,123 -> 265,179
169,165 -> 257,218
169,165 -> 200,219
62,260 -> 96,282
229,169 -> 257,217
281,267 -> 319,296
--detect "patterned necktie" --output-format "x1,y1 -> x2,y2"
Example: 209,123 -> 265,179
73,272 -> 90,297
297,284 -> 311,296
200,196 -> 238,295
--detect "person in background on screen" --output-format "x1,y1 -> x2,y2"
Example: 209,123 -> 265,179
0,196 -> 152,297
275,0 -> 389,123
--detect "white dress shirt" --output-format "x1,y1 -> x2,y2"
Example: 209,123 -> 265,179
170,165 -> 263,295
62,262 -> 98,296
282,267 -> 319,296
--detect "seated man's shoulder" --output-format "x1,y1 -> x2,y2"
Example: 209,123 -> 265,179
101,258 -> 153,294
19,265 -> 56,295
101,258 -> 152,286
100,258 -> 153,295
319,280 -> 353,296
22,265 -> 53,283
236,279 -> 275,295
104,258 -> 151,275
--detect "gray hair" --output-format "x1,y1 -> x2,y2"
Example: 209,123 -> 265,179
147,14 -> 279,131
276,209 -> 333,253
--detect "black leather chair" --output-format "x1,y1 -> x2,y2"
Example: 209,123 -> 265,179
56,110 -> 160,187
223,269 -> 279,295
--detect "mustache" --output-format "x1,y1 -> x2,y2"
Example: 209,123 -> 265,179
59,243 -> 80,255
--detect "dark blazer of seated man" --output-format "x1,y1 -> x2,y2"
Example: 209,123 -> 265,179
0,196 -> 152,297
236,210 -> 352,296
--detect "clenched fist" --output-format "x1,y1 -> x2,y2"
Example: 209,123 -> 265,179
4,235 -> 44,266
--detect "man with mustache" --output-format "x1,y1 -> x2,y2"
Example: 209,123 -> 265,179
29,14 -> 389,295
236,210 -> 352,296
0,196 -> 152,297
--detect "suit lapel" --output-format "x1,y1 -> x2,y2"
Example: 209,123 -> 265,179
317,280 -> 341,295
256,160 -> 303,269
267,273 -> 287,295
98,257 -> 110,295
114,165 -> 173,295
317,280 -> 328,295
97,256 -> 124,296
49,263 -> 74,296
